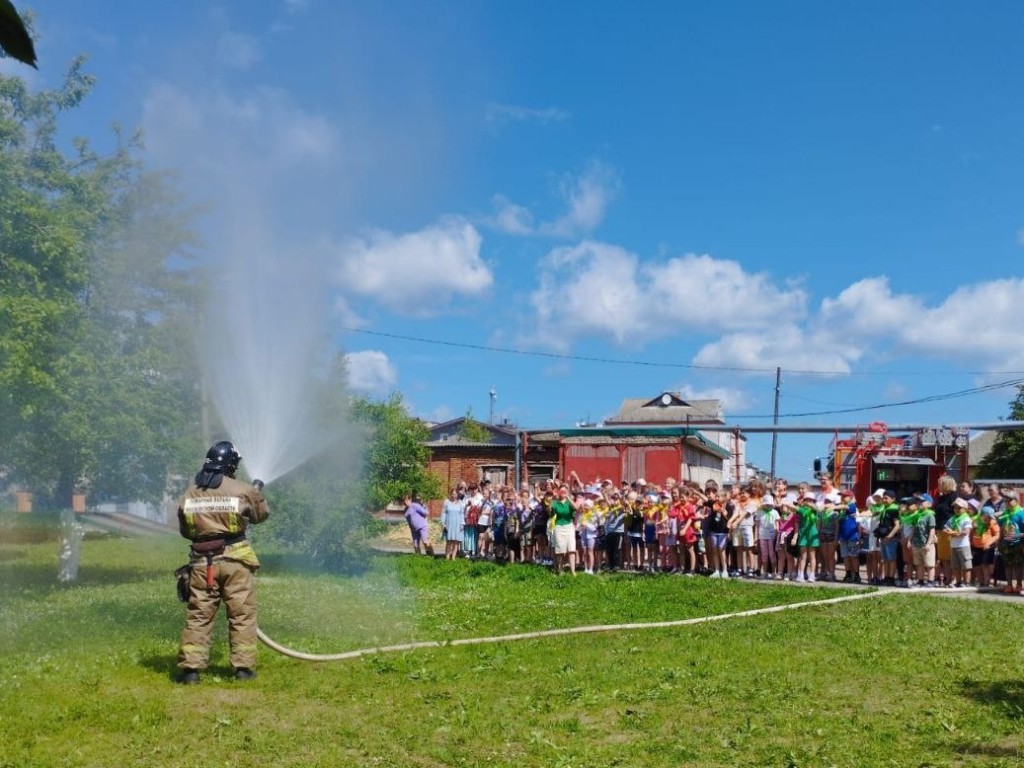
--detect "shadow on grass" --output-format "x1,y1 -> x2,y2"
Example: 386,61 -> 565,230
0,561 -> 173,595
137,650 -> 240,683
138,650 -> 181,681
959,678 -> 1024,716
950,742 -> 1024,760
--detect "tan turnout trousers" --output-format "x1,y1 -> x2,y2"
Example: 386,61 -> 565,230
178,558 -> 258,670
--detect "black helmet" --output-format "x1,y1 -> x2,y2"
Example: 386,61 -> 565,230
203,441 -> 241,476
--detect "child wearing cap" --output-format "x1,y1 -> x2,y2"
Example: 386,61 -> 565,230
942,497 -> 973,588
909,497 -> 937,587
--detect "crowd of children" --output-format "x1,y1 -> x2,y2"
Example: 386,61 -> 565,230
428,473 -> 1024,591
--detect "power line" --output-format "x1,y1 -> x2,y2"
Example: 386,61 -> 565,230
340,326 -> 1024,378
341,326 -> 778,373
729,376 -> 1024,419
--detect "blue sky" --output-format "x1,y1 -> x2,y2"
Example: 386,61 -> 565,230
9,1 -> 1024,480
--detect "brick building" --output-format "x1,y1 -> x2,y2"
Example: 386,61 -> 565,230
423,418 -> 559,514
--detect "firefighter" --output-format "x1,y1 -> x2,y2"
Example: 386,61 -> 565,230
176,441 -> 270,684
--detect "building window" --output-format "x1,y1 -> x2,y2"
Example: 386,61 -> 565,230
480,466 -> 509,486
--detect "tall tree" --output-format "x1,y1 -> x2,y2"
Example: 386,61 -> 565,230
977,385 -> 1024,479
351,392 -> 443,510
0,58 -> 202,508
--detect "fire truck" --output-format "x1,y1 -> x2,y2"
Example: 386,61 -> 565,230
815,422 -> 969,502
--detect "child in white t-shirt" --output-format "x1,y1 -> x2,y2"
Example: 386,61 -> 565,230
943,497 -> 974,588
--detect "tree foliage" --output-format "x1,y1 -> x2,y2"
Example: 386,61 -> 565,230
458,408 -> 492,442
351,392 -> 443,510
259,381 -> 443,573
0,59 -> 202,508
977,385 -> 1024,479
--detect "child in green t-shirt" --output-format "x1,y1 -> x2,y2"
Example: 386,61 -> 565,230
909,500 -> 936,586
794,493 -> 819,582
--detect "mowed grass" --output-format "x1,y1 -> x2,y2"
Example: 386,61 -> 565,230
2,533 -> 1024,767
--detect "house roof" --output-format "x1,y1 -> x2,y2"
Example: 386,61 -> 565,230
606,391 -> 724,425
425,417 -> 517,448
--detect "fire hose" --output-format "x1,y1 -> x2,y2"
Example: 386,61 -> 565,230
255,589 -> 887,662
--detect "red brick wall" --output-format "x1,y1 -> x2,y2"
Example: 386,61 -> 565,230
426,447 -> 517,517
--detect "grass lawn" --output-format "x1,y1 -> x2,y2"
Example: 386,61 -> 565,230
2,527 -> 1024,767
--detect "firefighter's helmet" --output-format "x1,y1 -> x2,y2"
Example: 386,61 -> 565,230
203,441 -> 241,476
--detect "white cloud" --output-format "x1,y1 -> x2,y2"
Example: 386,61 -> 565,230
819,277 -> 921,337
646,254 -> 806,331
675,385 -> 752,413
489,195 -> 534,235
217,31 -> 262,70
485,103 -> 570,125
490,162 -> 618,238
531,241 -> 644,347
898,278 -> 1024,368
692,325 -> 858,374
692,275 -> 1024,374
540,163 -> 618,238
345,350 -> 398,394
529,241 -> 806,349
335,217 -> 492,313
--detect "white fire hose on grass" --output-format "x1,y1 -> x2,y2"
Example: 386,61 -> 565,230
256,589 -> 887,662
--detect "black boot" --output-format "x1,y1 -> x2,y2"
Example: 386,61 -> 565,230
177,669 -> 200,685
234,667 -> 256,681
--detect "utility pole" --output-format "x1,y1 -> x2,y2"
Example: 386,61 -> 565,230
770,366 -> 781,481
489,387 -> 497,425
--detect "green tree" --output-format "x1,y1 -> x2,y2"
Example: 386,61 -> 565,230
0,59 -> 202,508
351,392 -> 443,510
458,407 -> 492,442
977,385 -> 1024,478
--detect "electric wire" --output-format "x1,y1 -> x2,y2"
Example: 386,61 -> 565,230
339,325 -> 1024,378
729,376 -> 1024,419
338,326 -> 1024,423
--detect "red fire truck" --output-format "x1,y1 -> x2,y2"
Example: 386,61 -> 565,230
816,422 -> 969,503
